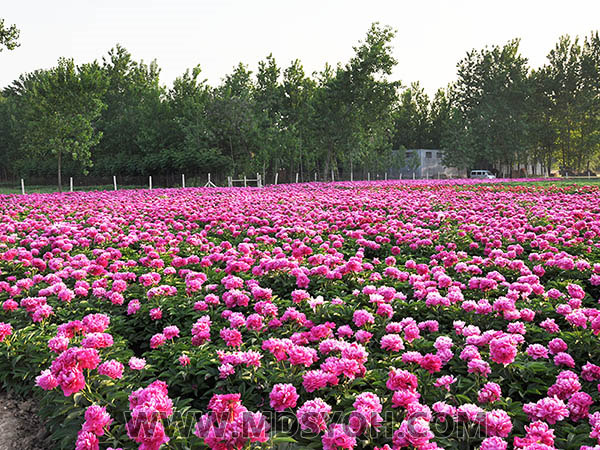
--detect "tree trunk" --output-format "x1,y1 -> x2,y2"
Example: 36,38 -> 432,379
57,150 -> 62,193
229,136 -> 235,174
323,146 -> 331,180
566,120 -> 572,172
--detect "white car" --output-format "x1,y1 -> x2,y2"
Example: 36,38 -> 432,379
470,170 -> 496,179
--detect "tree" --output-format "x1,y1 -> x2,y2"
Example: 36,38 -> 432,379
0,19 -> 19,51
0,71 -> 47,179
528,66 -> 558,176
208,63 -> 258,176
281,59 -> 316,180
537,33 -> 600,175
393,82 -> 431,150
167,65 -> 227,174
579,31 -> 600,173
309,23 -> 399,179
545,35 -> 583,174
429,88 -> 451,149
19,58 -> 106,191
253,54 -> 285,180
93,45 -> 167,176
444,39 -> 530,175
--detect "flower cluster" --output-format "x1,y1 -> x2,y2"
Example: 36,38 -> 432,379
126,380 -> 173,450
194,393 -> 270,449
75,405 -> 113,450
2,180 -> 600,449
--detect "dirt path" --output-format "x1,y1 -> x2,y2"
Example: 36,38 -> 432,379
0,391 -> 49,450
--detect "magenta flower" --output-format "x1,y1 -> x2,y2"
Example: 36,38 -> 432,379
269,383 -> 299,411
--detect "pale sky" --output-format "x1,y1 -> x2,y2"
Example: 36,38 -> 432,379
1,0 -> 599,95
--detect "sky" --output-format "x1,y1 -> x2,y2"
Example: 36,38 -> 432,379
1,0 -> 600,95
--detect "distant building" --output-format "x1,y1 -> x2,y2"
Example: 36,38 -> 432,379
392,149 -> 465,179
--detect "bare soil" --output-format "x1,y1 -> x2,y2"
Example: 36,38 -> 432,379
0,391 -> 50,450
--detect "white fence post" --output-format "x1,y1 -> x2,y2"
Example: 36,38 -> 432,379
227,176 -> 232,187
205,173 -> 217,188
113,176 -> 117,191
21,178 -> 25,195
412,172 -> 415,180
314,172 -> 317,182
70,177 -> 73,192
182,174 -> 186,188
385,172 -> 388,181
331,170 -> 334,182
149,176 -> 153,190
257,173 -> 262,188
243,175 -> 247,188
350,170 -> 353,182
368,172 -> 370,181
295,173 -> 299,183
274,172 -> 279,185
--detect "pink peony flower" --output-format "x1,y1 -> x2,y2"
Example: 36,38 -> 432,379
0,322 -> 13,342
98,360 -> 124,379
269,383 -> 299,412
220,328 -> 243,347
484,409 -> 512,437
380,334 -> 404,352
128,357 -> 146,370
322,424 -> 357,450
82,404 -> 113,436
163,325 -> 180,339
386,368 -> 418,392
478,382 -> 502,404
480,436 -> 507,450
150,333 -> 167,349
297,398 -> 332,434
489,336 -> 517,366
149,307 -> 162,320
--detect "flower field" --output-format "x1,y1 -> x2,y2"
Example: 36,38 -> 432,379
1,180 -> 600,450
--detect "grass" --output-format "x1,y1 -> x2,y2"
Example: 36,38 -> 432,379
501,177 -> 600,187
1,177 -> 599,195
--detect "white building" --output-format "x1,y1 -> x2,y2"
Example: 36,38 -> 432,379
396,149 -> 465,179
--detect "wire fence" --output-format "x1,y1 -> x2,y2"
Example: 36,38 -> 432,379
1,170 -> 597,195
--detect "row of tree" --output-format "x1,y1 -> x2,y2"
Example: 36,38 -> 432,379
391,33 -> 600,177
0,22 -> 599,189
0,24 -> 403,188
445,34 -> 600,176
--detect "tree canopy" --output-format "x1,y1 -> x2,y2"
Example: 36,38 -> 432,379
1,24 -> 599,186
0,18 -> 19,51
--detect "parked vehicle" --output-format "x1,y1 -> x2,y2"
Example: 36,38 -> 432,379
470,169 -> 496,179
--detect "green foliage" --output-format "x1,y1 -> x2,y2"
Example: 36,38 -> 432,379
18,58 -> 106,190
1,26 -> 600,183
0,18 -> 19,51
393,82 -> 434,150
310,23 -> 400,179
443,39 -> 531,173
93,45 -> 168,176
541,32 -> 600,174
